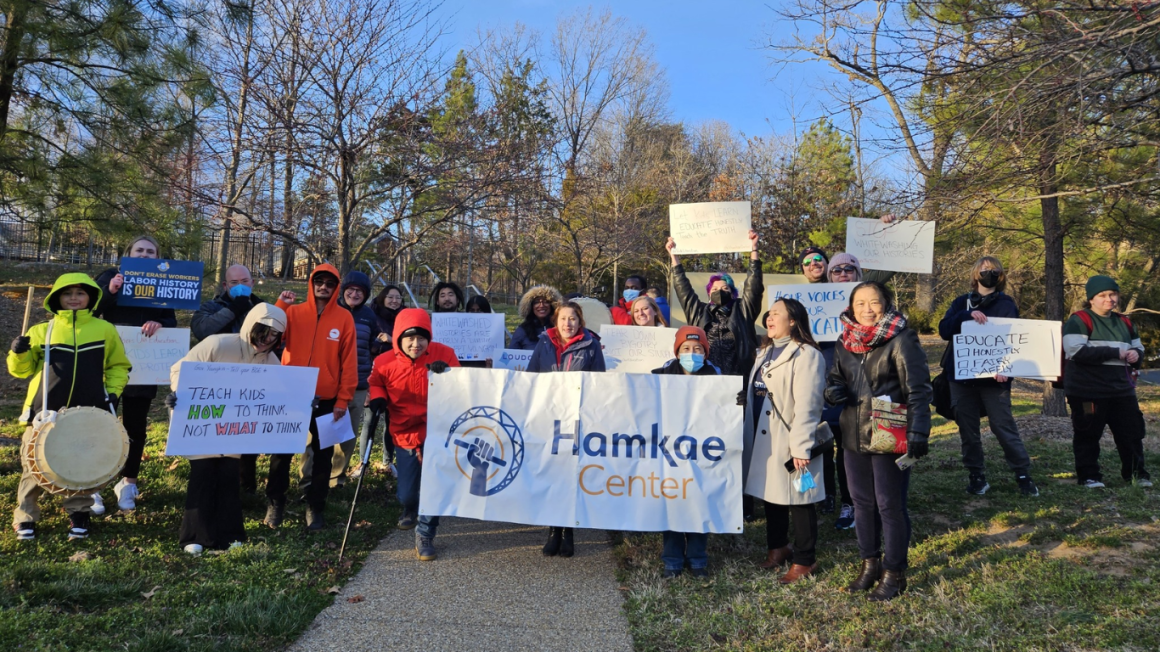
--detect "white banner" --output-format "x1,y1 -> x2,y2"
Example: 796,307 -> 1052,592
955,317 -> 1061,380
494,348 -> 534,371
420,369 -> 744,533
767,283 -> 859,342
600,325 -> 678,373
669,201 -> 752,254
431,313 -> 506,361
845,217 -> 936,274
117,326 -> 190,385
165,362 -> 319,456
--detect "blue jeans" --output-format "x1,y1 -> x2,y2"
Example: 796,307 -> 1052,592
396,445 -> 439,539
662,532 -> 708,571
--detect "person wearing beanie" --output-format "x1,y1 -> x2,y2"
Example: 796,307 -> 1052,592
367,308 -> 460,560
938,257 -> 1037,498
799,246 -> 830,283
652,325 -> 721,578
1063,275 -> 1150,488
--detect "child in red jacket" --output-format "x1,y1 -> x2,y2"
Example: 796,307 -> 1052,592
367,308 -> 458,561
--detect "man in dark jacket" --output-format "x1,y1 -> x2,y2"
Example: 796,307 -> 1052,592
429,281 -> 464,313
190,265 -> 265,341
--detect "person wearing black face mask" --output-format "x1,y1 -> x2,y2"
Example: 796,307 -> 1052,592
938,257 -> 1038,498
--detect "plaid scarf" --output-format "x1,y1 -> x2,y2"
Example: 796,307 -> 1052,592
839,308 -> 907,354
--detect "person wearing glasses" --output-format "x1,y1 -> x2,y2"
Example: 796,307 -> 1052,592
270,265 -> 358,531
939,257 -> 1038,497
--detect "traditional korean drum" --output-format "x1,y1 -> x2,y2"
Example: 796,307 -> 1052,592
23,406 -> 130,496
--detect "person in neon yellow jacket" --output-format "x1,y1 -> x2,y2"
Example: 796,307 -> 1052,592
8,273 -> 131,542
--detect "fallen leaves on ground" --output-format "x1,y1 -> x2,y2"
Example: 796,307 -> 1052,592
141,585 -> 162,600
68,551 -> 92,562
346,595 -> 364,603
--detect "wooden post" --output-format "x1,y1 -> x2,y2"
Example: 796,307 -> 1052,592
21,285 -> 34,333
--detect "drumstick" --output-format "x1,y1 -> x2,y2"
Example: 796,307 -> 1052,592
21,286 -> 34,334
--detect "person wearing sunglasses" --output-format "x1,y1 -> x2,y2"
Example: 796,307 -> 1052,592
270,265 -> 359,531
938,257 -> 1038,497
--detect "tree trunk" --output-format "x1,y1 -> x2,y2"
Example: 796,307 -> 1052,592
1040,159 -> 1067,417
217,218 -> 232,283
0,5 -> 27,140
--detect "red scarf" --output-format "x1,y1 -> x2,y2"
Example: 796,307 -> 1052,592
839,308 -> 907,354
548,328 -> 585,365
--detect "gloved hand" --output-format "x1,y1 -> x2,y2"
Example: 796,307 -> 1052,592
906,432 -> 929,459
107,393 -> 120,412
164,393 -> 177,409
228,293 -> 252,316
10,335 -> 30,354
824,384 -> 848,407
427,361 -> 450,374
368,397 -> 388,414
736,389 -> 747,406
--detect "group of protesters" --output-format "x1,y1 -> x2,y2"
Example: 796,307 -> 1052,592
7,223 -> 1151,602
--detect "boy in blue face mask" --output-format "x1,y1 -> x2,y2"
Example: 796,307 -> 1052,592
651,325 -> 721,578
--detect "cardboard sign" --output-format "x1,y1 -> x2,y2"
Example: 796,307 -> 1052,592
165,362 -> 319,456
117,258 -> 205,310
669,201 -> 752,254
766,283 -> 859,342
955,318 -> 1061,380
494,348 -> 534,371
845,217 -> 935,274
600,325 -> 679,373
116,326 -> 190,385
431,313 -> 506,361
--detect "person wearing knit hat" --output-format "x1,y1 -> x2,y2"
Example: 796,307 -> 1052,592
799,246 -> 830,283
827,253 -> 864,284
1063,274 -> 1150,489
652,325 -> 722,578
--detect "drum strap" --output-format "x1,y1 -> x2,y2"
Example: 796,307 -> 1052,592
40,321 -> 53,420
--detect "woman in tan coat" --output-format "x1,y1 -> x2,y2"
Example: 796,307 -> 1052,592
743,297 -> 826,583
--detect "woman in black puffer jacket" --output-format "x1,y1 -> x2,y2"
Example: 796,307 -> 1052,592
825,282 -> 931,602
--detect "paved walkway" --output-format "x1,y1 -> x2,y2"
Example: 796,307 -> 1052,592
289,517 -> 634,652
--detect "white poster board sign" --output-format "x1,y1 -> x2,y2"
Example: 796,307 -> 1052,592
117,326 -> 190,385
431,313 -> 506,361
494,348 -> 534,371
421,369 -> 743,533
669,201 -> 752,254
767,283 -> 859,342
955,318 -> 1061,380
165,362 -> 319,456
315,410 -> 356,449
600,325 -> 678,373
845,217 -> 936,274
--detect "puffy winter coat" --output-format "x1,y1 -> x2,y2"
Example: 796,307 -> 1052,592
527,328 -> 606,372
1063,309 -> 1144,399
274,264 -> 359,409
610,297 -> 634,326
367,309 -> 460,450
8,273 -> 131,423
338,271 -> 380,389
826,327 -> 932,455
938,291 -> 1019,386
190,289 -> 265,340
742,342 -> 826,505
671,258 -> 764,377
93,266 -> 178,399
510,285 -> 564,350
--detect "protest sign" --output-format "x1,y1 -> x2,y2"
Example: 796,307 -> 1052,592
165,362 -> 319,456
117,258 -> 205,310
845,217 -> 936,274
421,369 -> 744,533
116,326 -> 190,385
431,313 -> 506,361
955,318 -> 1061,380
315,410 -> 356,449
669,201 -> 752,254
494,348 -> 534,371
766,282 -> 859,342
600,325 -> 678,373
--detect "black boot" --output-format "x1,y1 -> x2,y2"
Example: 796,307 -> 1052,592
559,528 -> 574,558
264,498 -> 285,529
306,505 -> 326,531
867,569 -> 906,601
845,557 -> 882,592
542,527 -> 562,556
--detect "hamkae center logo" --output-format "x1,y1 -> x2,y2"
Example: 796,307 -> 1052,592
443,407 -> 525,497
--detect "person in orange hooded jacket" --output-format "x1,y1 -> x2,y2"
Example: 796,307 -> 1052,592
367,308 -> 459,561
267,264 -> 358,531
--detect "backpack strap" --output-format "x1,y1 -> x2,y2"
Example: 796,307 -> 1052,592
1075,309 -> 1094,332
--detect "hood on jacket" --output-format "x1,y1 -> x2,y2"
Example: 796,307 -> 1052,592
341,271 -> 372,302
45,273 -> 102,314
517,285 -> 564,321
240,302 -> 287,341
306,264 -> 344,316
392,308 -> 433,346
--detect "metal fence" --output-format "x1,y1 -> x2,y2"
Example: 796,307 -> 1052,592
0,219 -> 121,266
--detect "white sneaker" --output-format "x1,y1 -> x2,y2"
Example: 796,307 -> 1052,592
114,478 -> 139,511
228,541 -> 244,549
388,463 -> 397,478
184,543 -> 203,555
1135,478 -> 1153,488
90,492 -> 106,515
1083,479 -> 1106,489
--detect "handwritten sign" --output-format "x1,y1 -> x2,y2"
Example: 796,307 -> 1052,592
494,348 -> 534,371
767,282 -> 859,342
116,326 -> 190,385
955,318 -> 1061,380
431,313 -> 506,361
670,201 -> 752,254
117,258 -> 205,310
600,325 -> 678,373
165,362 -> 319,456
845,217 -> 935,274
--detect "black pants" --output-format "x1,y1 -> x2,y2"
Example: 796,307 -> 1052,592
1068,395 -> 1149,483
822,422 -> 853,505
765,501 -> 818,566
267,399 -> 335,511
121,395 -> 153,478
844,450 -> 911,572
179,458 -> 246,549
239,455 -> 258,493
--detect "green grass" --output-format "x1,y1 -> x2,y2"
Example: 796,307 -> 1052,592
615,385 -> 1160,651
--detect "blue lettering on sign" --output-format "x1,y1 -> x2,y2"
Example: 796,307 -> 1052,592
551,420 -> 728,468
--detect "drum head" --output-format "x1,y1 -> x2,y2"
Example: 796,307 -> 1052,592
34,406 -> 129,492
572,297 -> 613,334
